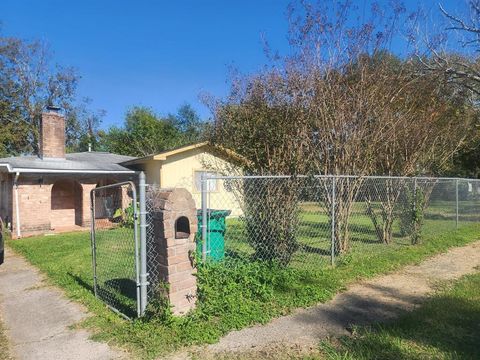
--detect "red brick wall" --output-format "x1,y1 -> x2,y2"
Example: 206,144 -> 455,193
51,179 -> 81,229
10,174 -> 136,238
13,177 -> 52,235
39,111 -> 65,159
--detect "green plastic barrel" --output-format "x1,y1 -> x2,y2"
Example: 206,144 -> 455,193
196,209 -> 231,261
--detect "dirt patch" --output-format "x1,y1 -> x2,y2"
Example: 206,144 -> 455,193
166,343 -> 323,360
188,240 -> 480,358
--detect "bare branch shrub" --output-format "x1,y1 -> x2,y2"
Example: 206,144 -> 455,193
209,1 -> 477,260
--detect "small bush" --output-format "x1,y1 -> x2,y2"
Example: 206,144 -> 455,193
399,188 -> 425,244
243,179 -> 300,265
194,258 -> 279,327
144,282 -> 174,323
113,202 -> 136,228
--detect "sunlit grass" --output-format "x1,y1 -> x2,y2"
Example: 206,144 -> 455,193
319,271 -> 480,360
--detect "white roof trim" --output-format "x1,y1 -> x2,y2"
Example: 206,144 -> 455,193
0,163 -> 13,172
0,164 -> 135,174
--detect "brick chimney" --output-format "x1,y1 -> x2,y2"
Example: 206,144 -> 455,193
39,106 -> 65,159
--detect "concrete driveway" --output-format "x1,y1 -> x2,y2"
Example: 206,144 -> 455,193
0,248 -> 125,360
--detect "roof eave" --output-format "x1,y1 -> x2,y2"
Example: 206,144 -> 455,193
122,142 -> 210,165
0,163 -> 13,173
119,142 -> 250,167
152,142 -> 209,160
120,155 -> 156,166
0,165 -> 136,174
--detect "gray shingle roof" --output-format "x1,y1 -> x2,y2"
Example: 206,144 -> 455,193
0,152 -> 136,173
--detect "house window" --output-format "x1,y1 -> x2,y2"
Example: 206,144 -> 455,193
194,171 -> 217,192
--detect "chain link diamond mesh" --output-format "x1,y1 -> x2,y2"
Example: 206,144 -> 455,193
138,174 -> 480,313
145,185 -> 161,301
91,182 -> 139,319
192,175 -> 480,269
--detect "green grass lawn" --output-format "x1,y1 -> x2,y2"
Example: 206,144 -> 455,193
7,203 -> 480,359
93,226 -> 138,318
319,271 -> 480,360
223,200 -> 467,271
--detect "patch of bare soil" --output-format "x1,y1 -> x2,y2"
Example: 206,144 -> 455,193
172,241 -> 480,359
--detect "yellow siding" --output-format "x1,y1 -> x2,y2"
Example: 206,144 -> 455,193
144,161 -> 162,186
144,148 -> 242,216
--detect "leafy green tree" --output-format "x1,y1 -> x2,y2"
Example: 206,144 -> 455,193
168,103 -> 207,144
102,104 -> 209,156
0,31 -> 102,156
102,106 -> 183,156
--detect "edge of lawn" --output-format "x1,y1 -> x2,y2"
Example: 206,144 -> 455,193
6,224 -> 480,359
319,269 -> 480,359
0,312 -> 14,360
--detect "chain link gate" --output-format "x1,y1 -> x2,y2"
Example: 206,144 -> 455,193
90,179 -> 148,319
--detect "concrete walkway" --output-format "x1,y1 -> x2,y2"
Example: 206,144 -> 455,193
202,240 -> 480,357
0,249 -> 125,360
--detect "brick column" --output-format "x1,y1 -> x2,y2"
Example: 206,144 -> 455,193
80,183 -> 97,227
150,188 -> 198,315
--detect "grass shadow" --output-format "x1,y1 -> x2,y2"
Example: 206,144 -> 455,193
68,272 -> 94,293
68,272 -> 137,318
328,279 -> 480,359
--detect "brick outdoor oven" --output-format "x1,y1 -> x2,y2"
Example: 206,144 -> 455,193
149,188 -> 198,315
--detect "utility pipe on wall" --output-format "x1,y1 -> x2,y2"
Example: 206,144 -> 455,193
14,172 -> 21,238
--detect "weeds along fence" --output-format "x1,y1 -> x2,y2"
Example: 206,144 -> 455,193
188,175 -> 480,271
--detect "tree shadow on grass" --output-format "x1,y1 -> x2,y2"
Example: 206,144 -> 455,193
330,295 -> 480,359
349,236 -> 382,245
68,272 -> 94,293
224,249 -> 252,260
68,272 -> 137,318
298,244 -> 331,256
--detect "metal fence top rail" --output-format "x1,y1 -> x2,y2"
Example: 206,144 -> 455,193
91,181 -> 137,192
204,174 -> 480,182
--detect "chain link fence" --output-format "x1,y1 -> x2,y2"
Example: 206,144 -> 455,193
90,181 -> 140,319
91,174 -> 480,318
194,175 -> 480,269
145,185 -> 161,302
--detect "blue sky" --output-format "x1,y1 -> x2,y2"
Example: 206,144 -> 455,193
0,0 -> 464,129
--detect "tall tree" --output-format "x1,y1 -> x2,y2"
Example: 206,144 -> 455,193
66,97 -> 106,153
168,103 -> 206,144
210,0 -> 475,258
0,33 -> 79,155
418,1 -> 480,177
103,106 -> 182,157
423,1 -> 480,95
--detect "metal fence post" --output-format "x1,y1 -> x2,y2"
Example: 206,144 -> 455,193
456,179 -> 459,229
413,177 -> 417,213
331,176 -> 336,266
89,189 -> 98,298
138,171 -> 148,316
201,173 -> 208,262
